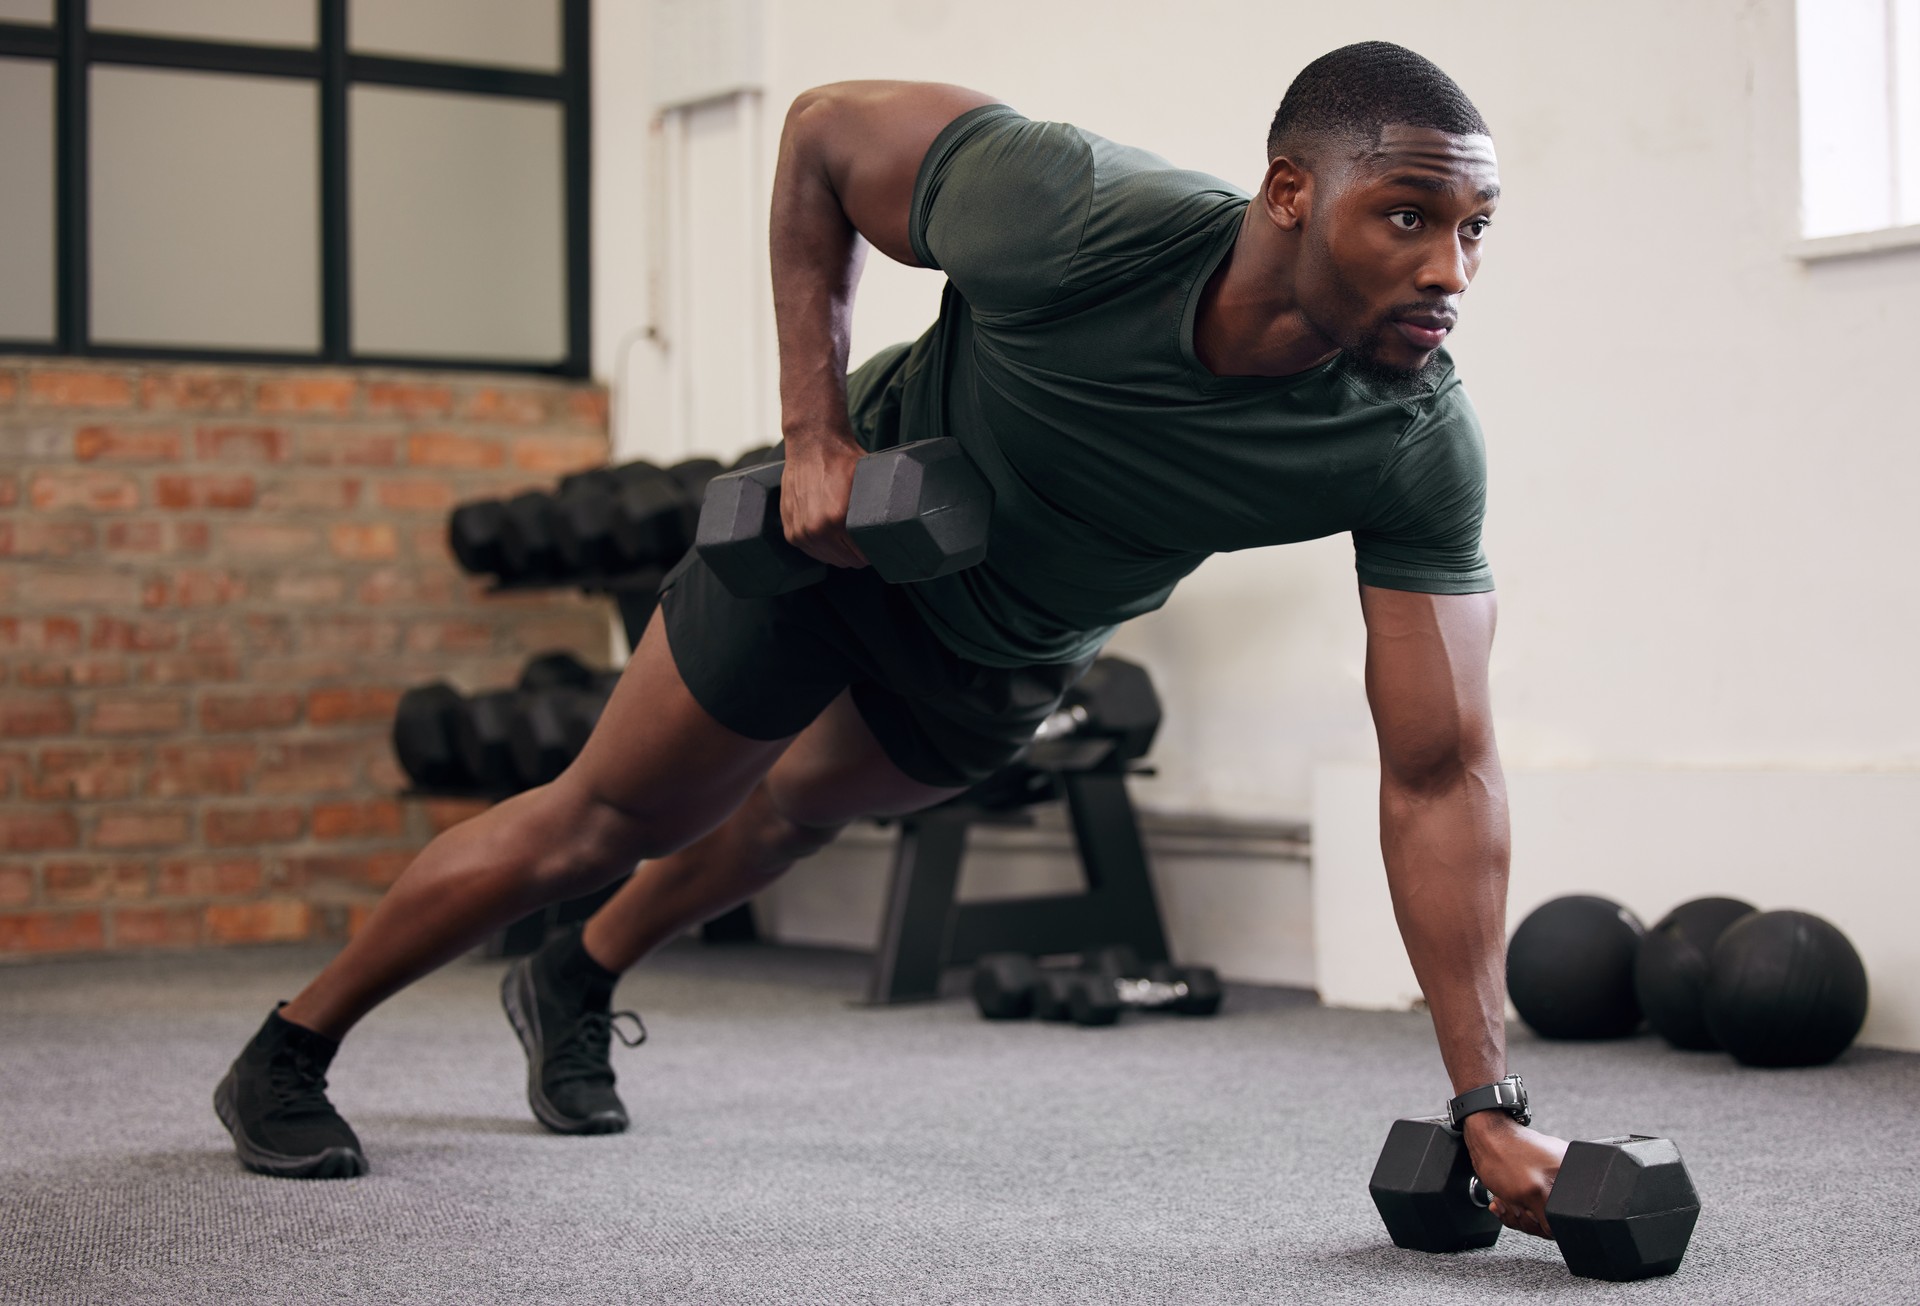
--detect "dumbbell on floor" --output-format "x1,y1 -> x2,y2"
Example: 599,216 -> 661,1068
696,438 -> 992,597
1368,1115 -> 1700,1281
973,947 -> 1223,1026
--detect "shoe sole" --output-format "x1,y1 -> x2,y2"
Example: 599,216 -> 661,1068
499,959 -> 629,1137
212,1070 -> 368,1179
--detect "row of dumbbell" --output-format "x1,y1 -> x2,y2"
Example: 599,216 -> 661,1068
972,947 -> 1223,1026
448,447 -> 778,587
392,652 -> 619,796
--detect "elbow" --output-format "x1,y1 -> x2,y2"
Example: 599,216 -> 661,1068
1381,732 -> 1500,799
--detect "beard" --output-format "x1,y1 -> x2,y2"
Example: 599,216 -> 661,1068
1299,232 -> 1451,402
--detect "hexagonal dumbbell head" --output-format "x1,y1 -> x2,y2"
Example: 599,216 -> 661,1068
971,953 -> 1040,1020
845,439 -> 992,583
1369,1117 -> 1503,1254
1545,1135 -> 1699,1281
695,461 -> 830,597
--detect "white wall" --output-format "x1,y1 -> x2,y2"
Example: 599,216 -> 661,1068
595,1 -> 1920,1046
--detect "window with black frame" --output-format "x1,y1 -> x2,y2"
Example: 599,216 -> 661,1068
0,0 -> 589,377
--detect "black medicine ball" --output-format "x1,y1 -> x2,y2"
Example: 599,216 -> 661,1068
1507,894 -> 1646,1039
1634,897 -> 1758,1050
1703,910 -> 1868,1068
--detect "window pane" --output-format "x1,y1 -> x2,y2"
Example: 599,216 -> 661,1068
91,66 -> 320,351
90,0 -> 315,46
0,1 -> 53,24
351,86 -> 564,361
0,57 -> 55,340
350,0 -> 561,72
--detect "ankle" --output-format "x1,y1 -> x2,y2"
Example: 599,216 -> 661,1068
534,924 -> 620,1006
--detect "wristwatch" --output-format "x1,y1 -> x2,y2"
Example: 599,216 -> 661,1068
1446,1073 -> 1531,1129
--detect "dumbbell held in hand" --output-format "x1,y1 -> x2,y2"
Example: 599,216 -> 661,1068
1368,1115 -> 1700,1282
695,438 -> 992,598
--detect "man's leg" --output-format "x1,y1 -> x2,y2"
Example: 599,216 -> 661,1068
581,688 -> 968,972
215,609 -> 798,1177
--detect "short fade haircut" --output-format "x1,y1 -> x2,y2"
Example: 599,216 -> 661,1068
1267,41 -> 1488,162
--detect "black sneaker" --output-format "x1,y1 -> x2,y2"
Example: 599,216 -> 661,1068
500,927 -> 646,1135
213,1005 -> 368,1179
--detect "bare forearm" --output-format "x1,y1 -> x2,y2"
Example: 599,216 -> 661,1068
768,93 -> 867,447
1380,762 -> 1511,1095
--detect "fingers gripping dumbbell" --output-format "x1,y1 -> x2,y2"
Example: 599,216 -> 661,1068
695,438 -> 993,597
1368,1116 -> 1701,1282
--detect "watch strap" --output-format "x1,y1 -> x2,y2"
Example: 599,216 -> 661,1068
1446,1073 -> 1531,1129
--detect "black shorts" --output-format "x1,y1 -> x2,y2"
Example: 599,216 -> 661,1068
658,548 -> 1093,789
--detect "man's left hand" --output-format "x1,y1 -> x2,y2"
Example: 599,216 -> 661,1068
1461,1111 -> 1568,1239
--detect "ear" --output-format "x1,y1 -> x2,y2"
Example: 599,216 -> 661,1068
1261,155 -> 1312,232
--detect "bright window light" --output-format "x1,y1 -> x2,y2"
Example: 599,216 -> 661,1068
1798,0 -> 1920,236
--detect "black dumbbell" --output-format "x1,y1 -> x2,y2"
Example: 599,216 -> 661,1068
552,462 -> 698,577
511,672 -> 619,786
974,947 -> 1220,1026
667,457 -> 725,505
392,682 -> 471,790
1369,1115 -> 1701,1281
1027,656 -> 1163,770
695,438 -> 992,598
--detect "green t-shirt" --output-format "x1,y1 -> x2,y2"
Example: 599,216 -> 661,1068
846,104 -> 1493,669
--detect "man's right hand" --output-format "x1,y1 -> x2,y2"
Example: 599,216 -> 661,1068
778,432 -> 870,571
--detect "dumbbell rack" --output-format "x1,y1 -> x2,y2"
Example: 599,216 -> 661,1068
861,758 -> 1171,1006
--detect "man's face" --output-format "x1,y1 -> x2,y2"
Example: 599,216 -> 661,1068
1294,126 -> 1500,395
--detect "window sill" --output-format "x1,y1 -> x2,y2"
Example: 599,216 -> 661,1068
1793,222 -> 1920,263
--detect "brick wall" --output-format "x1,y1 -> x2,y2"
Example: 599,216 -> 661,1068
0,360 -> 612,957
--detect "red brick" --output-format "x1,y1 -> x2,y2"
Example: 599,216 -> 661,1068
113,904 -> 201,948
134,653 -> 243,684
103,520 -> 209,554
20,571 -> 141,608
0,810 -> 80,852
204,805 -> 304,847
154,474 -> 255,510
566,390 -> 610,427
423,796 -> 491,832
92,807 -> 191,849
145,569 -> 245,609
0,864 -> 33,906
512,434 -> 607,474
407,431 -> 504,469
90,616 -> 179,652
375,478 -> 458,512
279,850 -> 412,889
74,424 -> 183,462
0,751 -> 30,798
307,686 -> 402,726
0,371 -> 16,406
18,660 -> 127,689
27,747 -> 144,801
364,749 -> 406,791
409,523 -> 455,563
0,474 -> 15,506
232,614 -> 294,655
139,371 -> 249,413
249,655 -> 355,684
297,429 -> 399,467
0,617 -> 85,655
311,799 -> 405,841
0,520 -> 98,560
403,620 -> 494,654
88,694 -> 187,736
507,617 -> 608,654
0,695 -> 75,738
254,376 -> 356,415
155,856 -> 264,898
43,860 -> 148,903
355,569 -> 458,606
218,522 -> 320,556
328,522 -> 398,560
146,743 -> 256,797
300,617 -> 400,656
271,572 -> 347,605
200,691 -> 301,733
30,470 -> 141,511
462,387 -> 548,424
366,381 -> 454,418
0,909 -> 105,952
258,476 -> 360,512
254,740 -> 361,795
194,424 -> 289,463
28,369 -> 132,409
203,899 -> 312,943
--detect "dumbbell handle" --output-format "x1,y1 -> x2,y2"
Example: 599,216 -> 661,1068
1467,1176 -> 1493,1209
1112,976 -> 1189,1006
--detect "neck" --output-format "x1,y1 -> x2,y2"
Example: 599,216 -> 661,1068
1192,205 -> 1340,379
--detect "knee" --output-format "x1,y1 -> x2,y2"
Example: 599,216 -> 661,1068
522,786 -> 701,894
753,785 -> 847,862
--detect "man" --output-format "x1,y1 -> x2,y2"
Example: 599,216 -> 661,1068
216,41 -> 1568,1240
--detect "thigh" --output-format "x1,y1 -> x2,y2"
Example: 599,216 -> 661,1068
763,690 -> 968,828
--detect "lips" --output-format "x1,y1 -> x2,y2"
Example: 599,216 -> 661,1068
1393,319 -> 1452,350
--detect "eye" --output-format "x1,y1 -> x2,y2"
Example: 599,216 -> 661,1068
1463,218 -> 1493,239
1388,210 -> 1422,231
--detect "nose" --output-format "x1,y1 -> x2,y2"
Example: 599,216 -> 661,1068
1418,234 -> 1472,297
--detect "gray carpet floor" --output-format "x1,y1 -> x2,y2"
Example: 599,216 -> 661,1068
1,942 -> 1915,1306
